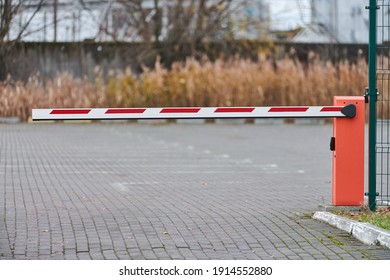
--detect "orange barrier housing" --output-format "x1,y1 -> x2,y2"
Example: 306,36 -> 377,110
332,96 -> 365,206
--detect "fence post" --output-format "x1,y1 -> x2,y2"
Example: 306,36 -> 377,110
332,96 -> 365,206
368,0 -> 377,211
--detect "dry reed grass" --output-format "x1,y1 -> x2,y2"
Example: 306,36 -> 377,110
0,56 -> 369,122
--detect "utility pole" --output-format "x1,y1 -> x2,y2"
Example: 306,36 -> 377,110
53,0 -> 58,42
44,12 -> 47,41
153,0 -> 161,46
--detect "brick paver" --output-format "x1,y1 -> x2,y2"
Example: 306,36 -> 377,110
1,122 -> 389,259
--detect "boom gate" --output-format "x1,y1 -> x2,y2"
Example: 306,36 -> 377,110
33,96 -> 365,206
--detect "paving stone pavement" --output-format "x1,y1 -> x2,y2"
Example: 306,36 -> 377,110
1,122 -> 390,260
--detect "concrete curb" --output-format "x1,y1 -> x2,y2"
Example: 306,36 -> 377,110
313,211 -> 390,249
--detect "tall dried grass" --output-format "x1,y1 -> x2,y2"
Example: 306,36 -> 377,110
0,56 -> 369,122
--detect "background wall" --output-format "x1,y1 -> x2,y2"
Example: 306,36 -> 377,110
1,41 -> 368,81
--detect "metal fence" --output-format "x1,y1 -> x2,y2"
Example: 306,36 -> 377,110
371,0 -> 390,209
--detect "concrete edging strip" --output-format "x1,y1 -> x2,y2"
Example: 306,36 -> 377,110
313,211 -> 390,249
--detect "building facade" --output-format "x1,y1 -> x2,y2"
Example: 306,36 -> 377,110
293,0 -> 370,43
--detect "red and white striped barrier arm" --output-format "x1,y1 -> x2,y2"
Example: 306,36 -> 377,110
32,104 -> 356,120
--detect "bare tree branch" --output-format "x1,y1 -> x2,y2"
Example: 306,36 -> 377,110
15,0 -> 45,41
0,0 -> 21,42
0,0 -> 47,80
0,0 -> 46,42
96,0 -> 235,51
